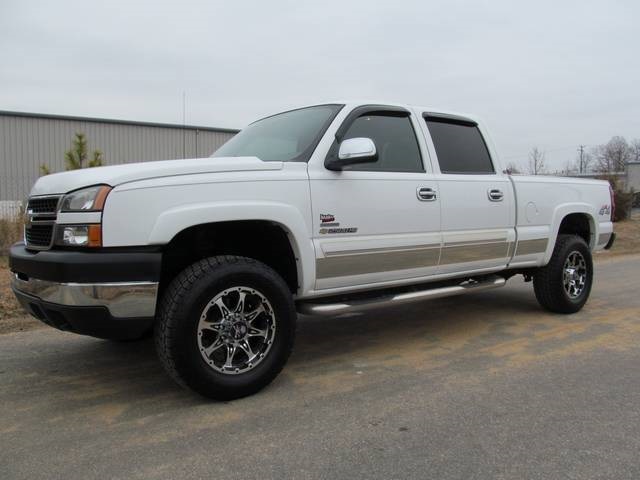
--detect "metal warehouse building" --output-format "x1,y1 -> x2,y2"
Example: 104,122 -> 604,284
0,110 -> 238,216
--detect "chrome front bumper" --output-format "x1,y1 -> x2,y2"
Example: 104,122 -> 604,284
11,274 -> 159,318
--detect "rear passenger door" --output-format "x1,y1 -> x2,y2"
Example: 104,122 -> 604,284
420,113 -> 515,274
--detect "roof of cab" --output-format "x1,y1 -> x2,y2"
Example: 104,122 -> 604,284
259,100 -> 481,125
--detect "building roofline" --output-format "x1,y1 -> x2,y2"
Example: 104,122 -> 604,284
0,110 -> 240,134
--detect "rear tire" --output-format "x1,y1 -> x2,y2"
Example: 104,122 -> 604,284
155,256 -> 296,400
533,234 -> 593,314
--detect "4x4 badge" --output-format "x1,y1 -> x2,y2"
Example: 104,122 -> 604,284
599,205 -> 611,216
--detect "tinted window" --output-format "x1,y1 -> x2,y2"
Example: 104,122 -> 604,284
341,114 -> 423,172
213,104 -> 342,162
425,119 -> 494,174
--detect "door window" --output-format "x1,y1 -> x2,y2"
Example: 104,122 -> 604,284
340,114 -> 423,172
425,118 -> 494,174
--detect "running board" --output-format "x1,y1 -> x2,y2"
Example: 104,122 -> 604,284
297,275 -> 506,316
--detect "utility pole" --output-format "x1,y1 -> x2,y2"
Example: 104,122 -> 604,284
182,91 -> 186,159
578,145 -> 585,174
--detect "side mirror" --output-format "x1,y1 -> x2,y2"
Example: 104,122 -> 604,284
326,137 -> 377,170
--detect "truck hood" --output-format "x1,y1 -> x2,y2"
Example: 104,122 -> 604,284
30,156 -> 282,196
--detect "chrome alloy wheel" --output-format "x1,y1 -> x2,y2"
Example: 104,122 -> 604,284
197,286 -> 276,375
563,251 -> 587,299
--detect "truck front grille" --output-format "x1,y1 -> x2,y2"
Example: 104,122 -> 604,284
27,197 -> 61,214
25,195 -> 61,250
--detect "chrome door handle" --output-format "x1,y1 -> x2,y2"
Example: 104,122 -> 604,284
488,189 -> 504,202
417,187 -> 437,201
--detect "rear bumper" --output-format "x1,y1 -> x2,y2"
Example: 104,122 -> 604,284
9,243 -> 161,340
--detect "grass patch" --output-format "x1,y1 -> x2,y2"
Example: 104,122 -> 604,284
599,210 -> 640,257
0,255 -> 24,322
0,215 -> 23,255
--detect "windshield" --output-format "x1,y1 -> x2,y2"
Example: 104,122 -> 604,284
212,104 -> 343,162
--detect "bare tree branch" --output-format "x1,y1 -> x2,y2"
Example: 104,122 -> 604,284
528,147 -> 546,175
594,136 -> 631,173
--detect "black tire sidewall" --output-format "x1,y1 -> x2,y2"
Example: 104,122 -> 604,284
169,260 -> 295,398
555,237 -> 593,309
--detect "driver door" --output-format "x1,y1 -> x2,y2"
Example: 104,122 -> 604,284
308,108 -> 441,291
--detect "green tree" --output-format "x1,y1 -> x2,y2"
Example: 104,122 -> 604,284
64,132 -> 103,170
40,132 -> 103,175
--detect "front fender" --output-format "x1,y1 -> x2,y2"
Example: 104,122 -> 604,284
148,201 -> 315,294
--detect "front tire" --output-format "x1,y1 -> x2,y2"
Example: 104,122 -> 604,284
155,256 -> 296,400
533,234 -> 593,314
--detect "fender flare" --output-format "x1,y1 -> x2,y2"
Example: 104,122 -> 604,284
544,202 -> 598,264
148,201 -> 315,294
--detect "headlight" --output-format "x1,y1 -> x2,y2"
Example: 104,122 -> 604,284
56,224 -> 102,247
56,185 -> 110,247
60,185 -> 111,212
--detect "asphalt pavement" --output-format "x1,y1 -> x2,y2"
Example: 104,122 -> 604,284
1,254 -> 639,480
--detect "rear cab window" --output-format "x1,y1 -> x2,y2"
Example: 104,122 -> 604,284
423,113 -> 495,174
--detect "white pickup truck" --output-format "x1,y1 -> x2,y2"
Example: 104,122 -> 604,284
10,102 -> 615,399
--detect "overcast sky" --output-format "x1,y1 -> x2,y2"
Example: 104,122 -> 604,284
1,0 -> 638,170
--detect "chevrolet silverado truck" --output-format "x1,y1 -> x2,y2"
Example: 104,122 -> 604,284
10,102 -> 616,400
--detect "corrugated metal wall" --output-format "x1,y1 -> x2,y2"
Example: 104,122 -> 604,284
0,112 -> 237,207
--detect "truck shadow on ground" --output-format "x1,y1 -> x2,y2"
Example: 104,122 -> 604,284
294,285 -> 544,364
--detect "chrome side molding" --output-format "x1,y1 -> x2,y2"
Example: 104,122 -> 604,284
297,275 -> 506,316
